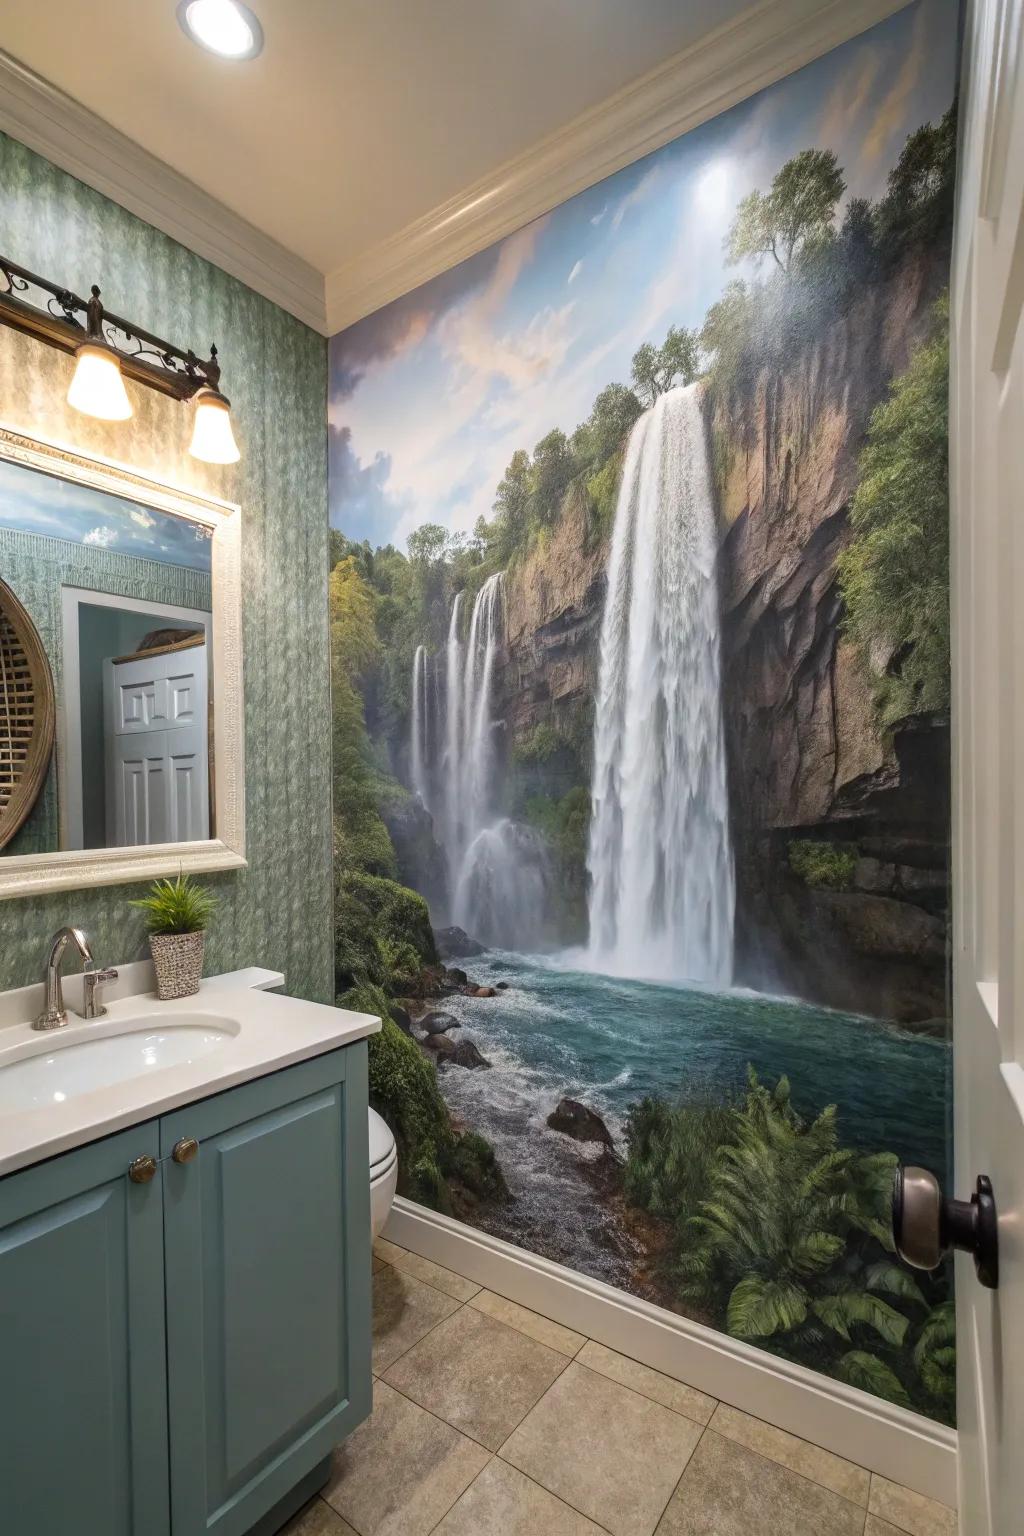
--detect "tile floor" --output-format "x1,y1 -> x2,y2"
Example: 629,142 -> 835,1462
279,1237 -> 959,1536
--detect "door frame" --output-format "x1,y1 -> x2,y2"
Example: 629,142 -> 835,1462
60,586 -> 211,850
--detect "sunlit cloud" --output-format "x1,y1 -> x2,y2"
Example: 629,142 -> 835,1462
862,2 -> 926,167
568,260 -> 584,285
83,526 -> 116,547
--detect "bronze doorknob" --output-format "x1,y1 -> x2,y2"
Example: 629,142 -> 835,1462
892,1165 -> 998,1289
171,1136 -> 199,1165
128,1154 -> 157,1184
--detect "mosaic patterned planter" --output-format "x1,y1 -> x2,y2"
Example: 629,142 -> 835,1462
150,930 -> 206,1000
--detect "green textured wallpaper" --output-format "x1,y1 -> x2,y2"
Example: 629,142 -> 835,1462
0,131 -> 332,1001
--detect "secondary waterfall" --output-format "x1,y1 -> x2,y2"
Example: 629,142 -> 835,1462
586,382 -> 734,986
410,644 -> 430,810
410,572 -> 551,940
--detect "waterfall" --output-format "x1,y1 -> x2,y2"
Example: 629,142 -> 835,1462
410,644 -> 430,810
453,819 -> 550,949
444,591 -> 464,864
586,382 -> 734,986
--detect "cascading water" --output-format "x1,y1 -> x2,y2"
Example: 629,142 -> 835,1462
410,643 -> 430,810
411,572 -> 551,941
586,382 -> 734,986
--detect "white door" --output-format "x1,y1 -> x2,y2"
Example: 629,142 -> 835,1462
103,638 -> 209,846
950,4 -> 1024,1531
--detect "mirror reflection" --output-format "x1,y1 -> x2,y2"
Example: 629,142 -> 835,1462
0,457 -> 214,855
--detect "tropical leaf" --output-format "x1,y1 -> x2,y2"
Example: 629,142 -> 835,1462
790,1231 -> 845,1276
813,1292 -> 908,1347
726,1276 -> 808,1339
865,1262 -> 927,1307
836,1351 -> 912,1408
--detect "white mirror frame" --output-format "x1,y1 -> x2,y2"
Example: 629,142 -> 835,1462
0,424 -> 245,898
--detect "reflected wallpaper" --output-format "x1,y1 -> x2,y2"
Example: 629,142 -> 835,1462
329,1 -> 958,1421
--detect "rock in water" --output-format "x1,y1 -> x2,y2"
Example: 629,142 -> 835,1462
470,985 -> 498,998
420,1011 -> 458,1035
547,1098 -> 614,1149
449,1039 -> 491,1070
389,1004 -> 413,1037
445,966 -> 469,987
434,925 -> 485,959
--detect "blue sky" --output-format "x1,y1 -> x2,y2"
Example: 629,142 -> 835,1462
0,459 -> 212,571
328,0 -> 959,551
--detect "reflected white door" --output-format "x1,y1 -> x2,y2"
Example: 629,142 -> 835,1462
103,641 -> 209,846
951,4 -> 1024,1531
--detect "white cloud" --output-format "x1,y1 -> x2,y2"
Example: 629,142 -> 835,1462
611,164 -> 662,230
568,260 -> 583,285
129,507 -> 155,529
590,205 -> 608,226
83,526 -> 115,547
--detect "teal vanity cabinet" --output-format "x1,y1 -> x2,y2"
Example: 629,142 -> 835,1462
0,1042 -> 373,1536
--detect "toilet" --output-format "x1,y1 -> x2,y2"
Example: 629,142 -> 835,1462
369,1107 -> 399,1237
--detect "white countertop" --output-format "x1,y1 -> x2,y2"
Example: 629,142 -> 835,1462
0,968 -> 381,1178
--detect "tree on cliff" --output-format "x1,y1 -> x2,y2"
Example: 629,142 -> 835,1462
838,296 -> 950,724
726,148 -> 846,273
631,324 -> 700,406
875,103 -> 957,255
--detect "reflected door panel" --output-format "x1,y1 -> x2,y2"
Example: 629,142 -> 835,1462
104,645 -> 209,846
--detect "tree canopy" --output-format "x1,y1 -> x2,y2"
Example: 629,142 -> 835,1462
726,148 -> 846,272
630,325 -> 700,406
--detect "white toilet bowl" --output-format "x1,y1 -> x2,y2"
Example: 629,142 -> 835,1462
369,1107 -> 398,1238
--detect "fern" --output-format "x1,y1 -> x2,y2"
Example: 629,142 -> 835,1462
130,872 -> 217,935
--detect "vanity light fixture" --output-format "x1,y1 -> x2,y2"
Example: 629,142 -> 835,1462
0,255 -> 241,463
177,0 -> 264,60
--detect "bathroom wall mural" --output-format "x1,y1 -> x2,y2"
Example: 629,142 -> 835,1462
329,0 -> 958,1422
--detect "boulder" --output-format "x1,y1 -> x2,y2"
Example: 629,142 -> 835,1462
546,1098 -> 614,1150
470,985 -> 498,998
449,1039 -> 491,1070
419,1011 -> 458,1035
434,926 -> 485,959
420,1031 -> 456,1056
496,981 -> 510,991
445,966 -> 469,987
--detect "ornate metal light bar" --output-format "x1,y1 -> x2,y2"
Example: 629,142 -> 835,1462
0,253 -> 239,461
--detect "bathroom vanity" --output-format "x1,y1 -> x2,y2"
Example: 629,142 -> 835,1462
0,967 -> 380,1536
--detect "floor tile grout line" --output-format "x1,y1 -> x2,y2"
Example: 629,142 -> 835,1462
578,1343 -> 717,1428
467,1287 -> 589,1358
649,1421 -> 712,1536
373,1282 -> 470,1377
709,1400 -> 872,1501
695,1425 -> 875,1519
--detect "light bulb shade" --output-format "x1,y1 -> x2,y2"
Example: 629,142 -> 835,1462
189,387 -> 240,464
67,343 -> 133,421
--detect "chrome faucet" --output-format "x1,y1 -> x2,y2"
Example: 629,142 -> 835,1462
33,927 -> 118,1031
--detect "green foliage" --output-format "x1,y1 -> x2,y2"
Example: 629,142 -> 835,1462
631,325 -> 700,408
875,104 -> 957,255
788,839 -> 857,891
727,149 -> 846,273
838,296 -> 950,723
130,872 -> 217,935
521,785 -> 591,940
624,1068 -> 953,1419
513,722 -> 565,765
624,1096 -> 735,1223
571,384 -> 643,471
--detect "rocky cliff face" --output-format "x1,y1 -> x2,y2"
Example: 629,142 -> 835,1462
714,251 -> 950,1024
498,482 -> 606,773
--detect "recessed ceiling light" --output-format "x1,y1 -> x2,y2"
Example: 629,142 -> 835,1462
177,0 -> 264,60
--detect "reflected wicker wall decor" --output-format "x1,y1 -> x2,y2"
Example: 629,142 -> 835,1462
0,576 -> 55,850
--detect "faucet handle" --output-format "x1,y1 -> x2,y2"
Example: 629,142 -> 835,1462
82,966 -> 118,1020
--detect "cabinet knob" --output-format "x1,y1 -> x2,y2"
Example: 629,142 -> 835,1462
171,1136 -> 199,1165
128,1154 -> 157,1184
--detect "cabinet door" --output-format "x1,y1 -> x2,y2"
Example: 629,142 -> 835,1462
161,1046 -> 372,1536
0,1125 -> 170,1536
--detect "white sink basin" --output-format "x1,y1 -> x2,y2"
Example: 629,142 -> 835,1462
0,1016 -> 236,1115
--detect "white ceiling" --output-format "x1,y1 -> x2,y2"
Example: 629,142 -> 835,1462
3,0 -> 755,280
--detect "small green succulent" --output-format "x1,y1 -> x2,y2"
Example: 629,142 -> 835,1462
130,872 -> 217,935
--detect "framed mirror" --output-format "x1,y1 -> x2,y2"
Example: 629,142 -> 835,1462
0,424 -> 244,898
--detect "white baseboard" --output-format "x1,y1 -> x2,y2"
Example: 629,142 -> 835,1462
384,1196 -> 958,1509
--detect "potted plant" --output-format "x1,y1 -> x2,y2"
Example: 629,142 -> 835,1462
131,872 -> 217,1000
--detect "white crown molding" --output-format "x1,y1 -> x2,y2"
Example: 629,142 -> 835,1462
325,0 -> 910,334
387,1197 -> 959,1509
0,50 -> 328,335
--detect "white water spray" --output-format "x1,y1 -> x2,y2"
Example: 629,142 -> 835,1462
586,383 -> 734,985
